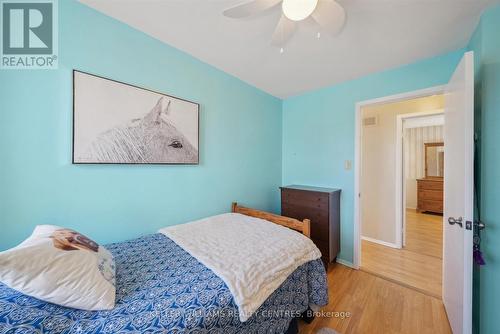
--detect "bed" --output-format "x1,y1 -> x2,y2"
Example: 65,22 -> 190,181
0,203 -> 328,333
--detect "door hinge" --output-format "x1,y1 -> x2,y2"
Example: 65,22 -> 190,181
475,220 -> 486,230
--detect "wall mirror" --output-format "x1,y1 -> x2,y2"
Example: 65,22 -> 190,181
425,142 -> 444,178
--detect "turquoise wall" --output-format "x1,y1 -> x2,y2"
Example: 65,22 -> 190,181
467,5 -> 500,334
0,0 -> 282,250
282,50 -> 464,263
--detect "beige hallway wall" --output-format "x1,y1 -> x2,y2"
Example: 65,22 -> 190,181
361,94 -> 444,244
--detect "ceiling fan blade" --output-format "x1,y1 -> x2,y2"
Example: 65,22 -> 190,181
271,14 -> 297,47
223,0 -> 282,18
311,0 -> 346,36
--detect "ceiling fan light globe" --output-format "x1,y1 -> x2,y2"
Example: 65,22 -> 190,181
282,0 -> 318,21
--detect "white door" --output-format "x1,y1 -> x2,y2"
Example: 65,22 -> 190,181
443,51 -> 474,334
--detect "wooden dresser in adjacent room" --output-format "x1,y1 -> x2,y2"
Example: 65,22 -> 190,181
416,178 -> 443,214
280,185 -> 341,265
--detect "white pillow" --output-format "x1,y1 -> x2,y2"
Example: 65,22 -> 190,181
0,225 -> 116,310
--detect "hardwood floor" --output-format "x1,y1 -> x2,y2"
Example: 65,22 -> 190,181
405,210 -> 443,259
360,210 -> 443,298
299,263 -> 451,334
360,240 -> 442,298
298,211 -> 450,333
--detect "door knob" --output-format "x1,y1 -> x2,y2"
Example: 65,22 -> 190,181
448,216 -> 463,228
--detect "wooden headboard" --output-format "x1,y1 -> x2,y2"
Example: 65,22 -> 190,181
231,202 -> 311,238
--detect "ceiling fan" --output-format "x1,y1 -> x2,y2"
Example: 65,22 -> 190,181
223,0 -> 346,48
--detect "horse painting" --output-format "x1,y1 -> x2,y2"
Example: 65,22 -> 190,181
78,97 -> 198,164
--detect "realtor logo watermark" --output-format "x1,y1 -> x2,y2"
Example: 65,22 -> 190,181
1,0 -> 58,69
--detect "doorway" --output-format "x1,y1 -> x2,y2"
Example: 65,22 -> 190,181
354,91 -> 446,298
401,114 -> 444,260
352,52 -> 474,333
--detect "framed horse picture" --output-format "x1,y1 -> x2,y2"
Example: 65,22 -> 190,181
72,70 -> 199,165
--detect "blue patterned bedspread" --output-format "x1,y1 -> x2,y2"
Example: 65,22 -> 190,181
0,233 -> 328,333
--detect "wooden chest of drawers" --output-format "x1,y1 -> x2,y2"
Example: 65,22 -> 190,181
417,178 -> 443,214
280,185 -> 341,264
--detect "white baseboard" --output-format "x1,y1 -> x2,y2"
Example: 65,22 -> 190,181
361,236 -> 400,249
335,258 -> 356,269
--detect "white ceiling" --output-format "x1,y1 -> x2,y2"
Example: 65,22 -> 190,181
79,0 -> 497,99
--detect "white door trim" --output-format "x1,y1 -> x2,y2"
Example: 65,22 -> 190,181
396,110 -> 444,248
353,85 -> 445,269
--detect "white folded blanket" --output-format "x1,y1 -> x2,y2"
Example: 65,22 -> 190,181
159,212 -> 322,322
